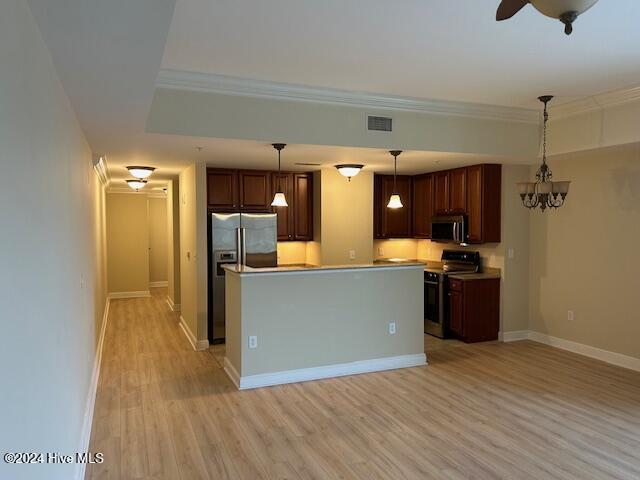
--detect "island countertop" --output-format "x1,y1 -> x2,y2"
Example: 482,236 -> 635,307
222,261 -> 425,275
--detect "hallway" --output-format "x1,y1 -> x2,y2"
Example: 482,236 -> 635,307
87,289 -> 640,480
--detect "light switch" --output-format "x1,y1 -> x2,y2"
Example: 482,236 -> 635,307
508,248 -> 515,259
349,250 -> 356,260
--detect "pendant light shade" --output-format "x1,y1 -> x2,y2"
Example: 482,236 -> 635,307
271,143 -> 288,207
387,150 -> 403,209
126,179 -> 147,190
126,166 -> 155,179
335,164 -> 364,181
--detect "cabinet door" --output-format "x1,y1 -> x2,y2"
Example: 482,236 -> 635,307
293,173 -> 313,240
466,165 -> 483,243
413,174 -> 434,238
239,170 -> 271,212
448,289 -> 464,337
207,169 -> 238,211
381,176 -> 412,238
271,173 -> 293,241
449,168 -> 467,214
434,171 -> 449,215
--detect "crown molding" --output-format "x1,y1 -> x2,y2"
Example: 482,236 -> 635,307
106,187 -> 166,197
92,155 -> 110,187
551,85 -> 640,120
156,69 -> 539,124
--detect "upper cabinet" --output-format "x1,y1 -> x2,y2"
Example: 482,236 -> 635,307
373,164 -> 501,244
374,174 -> 412,239
434,169 -> 466,215
412,174 -> 434,238
465,164 -> 501,244
208,168 -> 314,242
207,169 -> 238,211
238,170 -> 272,212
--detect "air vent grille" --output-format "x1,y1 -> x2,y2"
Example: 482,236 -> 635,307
367,115 -> 392,132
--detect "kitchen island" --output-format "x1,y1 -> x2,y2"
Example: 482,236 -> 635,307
223,263 -> 426,389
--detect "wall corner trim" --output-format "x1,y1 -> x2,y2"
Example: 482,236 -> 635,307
226,353 -> 427,390
108,291 -> 151,299
179,316 -> 209,351
166,295 -> 181,312
501,330 -> 640,372
75,298 -> 110,480
149,280 -> 168,288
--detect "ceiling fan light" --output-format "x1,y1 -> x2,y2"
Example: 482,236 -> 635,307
335,164 -> 364,181
387,194 -> 403,209
530,0 -> 598,18
126,179 -> 147,190
126,166 -> 155,179
271,191 -> 288,207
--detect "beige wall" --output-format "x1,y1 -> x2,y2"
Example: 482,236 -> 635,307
226,266 -> 424,377
277,241 -> 308,265
166,178 -> 181,307
529,144 -> 640,359
148,196 -> 168,283
373,164 -> 531,334
0,1 -> 107,478
106,193 -> 150,294
179,163 -> 209,343
319,168 -> 374,265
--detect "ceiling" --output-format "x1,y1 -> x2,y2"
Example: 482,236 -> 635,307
162,0 -> 640,108
29,0 -> 640,187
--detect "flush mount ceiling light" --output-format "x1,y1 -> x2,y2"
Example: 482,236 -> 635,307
496,0 -> 599,34
126,166 -> 155,179
387,150 -> 403,209
126,179 -> 147,191
335,164 -> 364,182
271,143 -> 288,207
517,95 -> 570,211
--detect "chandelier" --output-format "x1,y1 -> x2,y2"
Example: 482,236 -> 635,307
517,95 -> 570,211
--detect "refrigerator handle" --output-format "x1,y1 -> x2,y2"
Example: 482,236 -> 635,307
236,227 -> 246,269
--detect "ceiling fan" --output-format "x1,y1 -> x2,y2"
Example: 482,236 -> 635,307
496,0 -> 599,34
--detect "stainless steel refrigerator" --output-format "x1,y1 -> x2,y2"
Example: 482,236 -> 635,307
209,212 -> 277,343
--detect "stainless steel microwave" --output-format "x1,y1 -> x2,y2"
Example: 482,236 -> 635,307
431,215 -> 468,244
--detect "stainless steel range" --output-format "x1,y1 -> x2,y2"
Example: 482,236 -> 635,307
424,250 -> 480,338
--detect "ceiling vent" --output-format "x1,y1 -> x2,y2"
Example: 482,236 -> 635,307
367,115 -> 392,132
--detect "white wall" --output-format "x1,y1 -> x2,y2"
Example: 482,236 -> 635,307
148,196 -> 168,283
0,2 -> 107,479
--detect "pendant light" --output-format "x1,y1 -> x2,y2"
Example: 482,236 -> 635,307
126,166 -> 155,179
335,164 -> 364,182
517,95 -> 571,211
271,143 -> 288,207
126,179 -> 147,191
387,150 -> 403,209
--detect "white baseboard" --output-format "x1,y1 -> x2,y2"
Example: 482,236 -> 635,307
179,316 -> 209,351
75,297 -> 110,480
149,280 -> 168,288
501,330 -> 640,372
499,330 -> 530,342
527,331 -> 640,372
224,353 -> 428,390
165,295 -> 181,312
108,290 -> 150,299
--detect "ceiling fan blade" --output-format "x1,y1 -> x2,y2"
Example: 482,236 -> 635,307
496,0 -> 529,21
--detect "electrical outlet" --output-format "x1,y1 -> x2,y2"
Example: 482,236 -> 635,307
378,247 -> 384,256
248,336 -> 258,349
567,310 -> 574,322
508,248 -> 515,259
349,250 -> 356,260
388,322 -> 396,335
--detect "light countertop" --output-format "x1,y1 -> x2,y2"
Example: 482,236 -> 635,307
222,261 -> 425,275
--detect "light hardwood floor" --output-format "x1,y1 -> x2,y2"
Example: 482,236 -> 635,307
87,288 -> 640,479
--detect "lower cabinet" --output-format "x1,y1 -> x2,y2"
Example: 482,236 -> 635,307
447,277 -> 500,343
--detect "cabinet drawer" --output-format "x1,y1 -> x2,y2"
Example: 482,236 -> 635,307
448,278 -> 463,292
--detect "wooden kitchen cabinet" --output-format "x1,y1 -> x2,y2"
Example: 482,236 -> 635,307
238,170 -> 271,212
465,164 -> 501,243
412,174 -> 434,238
207,169 -> 238,211
374,174 -> 412,238
271,172 -> 293,240
293,173 -> 313,240
447,277 -> 500,343
434,169 -> 466,215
